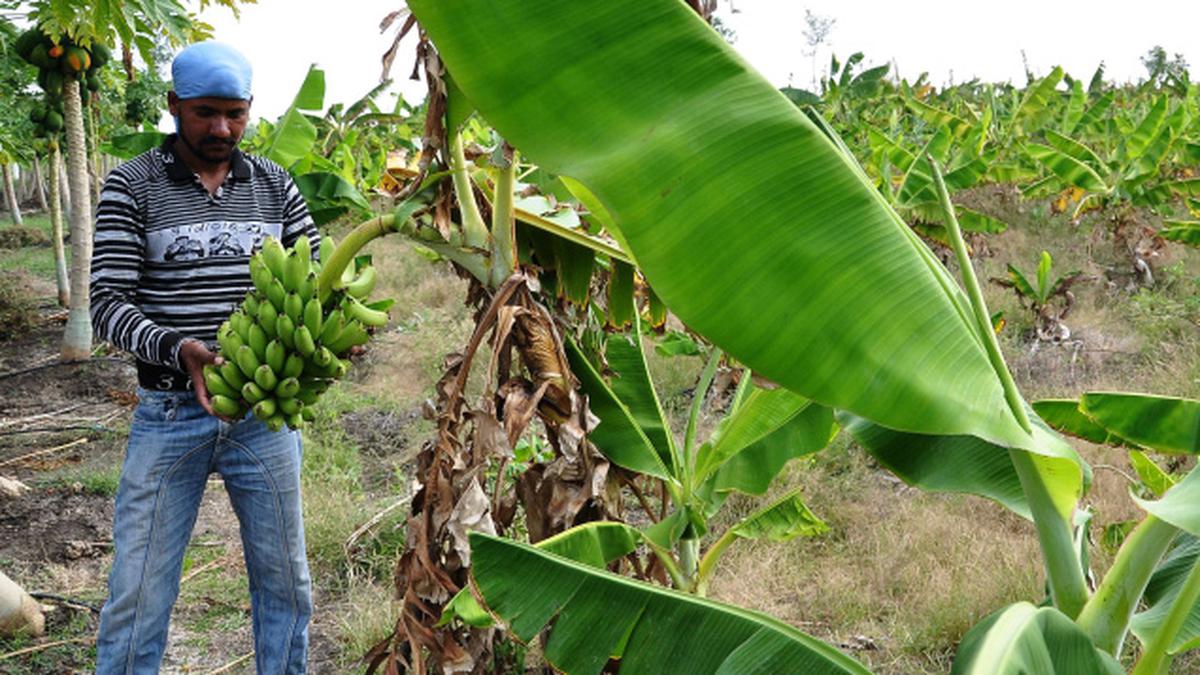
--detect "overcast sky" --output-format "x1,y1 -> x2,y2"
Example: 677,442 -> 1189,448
196,1 -> 1200,123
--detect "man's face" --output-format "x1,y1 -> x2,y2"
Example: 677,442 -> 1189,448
168,93 -> 251,164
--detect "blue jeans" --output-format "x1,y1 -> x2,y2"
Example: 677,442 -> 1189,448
96,389 -> 312,674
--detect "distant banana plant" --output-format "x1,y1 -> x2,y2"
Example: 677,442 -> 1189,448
991,250 -> 1084,342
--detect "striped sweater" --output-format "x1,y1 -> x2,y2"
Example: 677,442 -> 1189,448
90,136 -> 319,391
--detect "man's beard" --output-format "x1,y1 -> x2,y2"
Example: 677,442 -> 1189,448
180,133 -> 237,164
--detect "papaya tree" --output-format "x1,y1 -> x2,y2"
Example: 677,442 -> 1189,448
11,0 -> 251,359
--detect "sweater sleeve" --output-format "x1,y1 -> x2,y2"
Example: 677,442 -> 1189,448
89,171 -> 188,370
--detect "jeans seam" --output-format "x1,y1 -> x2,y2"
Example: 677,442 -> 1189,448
223,435 -> 301,674
122,436 -> 214,674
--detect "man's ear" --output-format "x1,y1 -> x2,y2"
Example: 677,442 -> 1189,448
167,91 -> 180,117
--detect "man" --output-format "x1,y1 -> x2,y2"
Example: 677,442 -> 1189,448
91,42 -> 317,674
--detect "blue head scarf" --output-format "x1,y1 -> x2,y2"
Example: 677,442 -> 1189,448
171,42 -> 252,101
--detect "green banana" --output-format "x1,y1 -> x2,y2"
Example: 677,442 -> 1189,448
284,248 -> 309,292
211,394 -> 242,418
293,325 -> 316,357
327,320 -> 370,355
247,323 -> 268,361
319,236 -> 334,265
242,381 -> 266,404
297,272 -> 316,303
343,296 -> 388,327
297,387 -> 320,406
265,339 -> 286,375
219,361 -> 247,390
250,255 -> 272,295
267,414 -> 286,433
203,365 -> 239,398
217,324 -> 244,356
242,293 -> 260,317
300,407 -> 316,422
282,353 -> 304,380
284,292 -> 303,325
278,397 -> 301,416
345,265 -> 376,299
254,364 -> 278,392
276,314 -> 296,350
253,398 -> 277,421
267,278 -> 286,313
235,345 -> 260,380
319,311 -> 344,345
294,235 -> 311,263
333,359 -> 350,378
257,302 -> 279,339
276,377 -> 300,400
312,346 -> 335,368
286,412 -> 304,430
303,297 -> 323,338
262,237 -> 287,280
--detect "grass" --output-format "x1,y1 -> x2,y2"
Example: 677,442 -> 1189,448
0,213 -> 62,284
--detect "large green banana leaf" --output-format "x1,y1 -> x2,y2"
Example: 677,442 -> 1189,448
1081,393 -> 1200,454
841,412 -> 1087,521
1130,534 -> 1200,654
1032,399 -> 1133,447
950,602 -> 1123,675
407,0 -> 1039,451
468,532 -> 870,674
440,521 -> 642,629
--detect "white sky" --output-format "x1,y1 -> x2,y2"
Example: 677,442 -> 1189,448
195,0 -> 1200,123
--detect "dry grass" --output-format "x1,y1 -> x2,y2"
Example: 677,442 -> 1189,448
708,446 -> 1043,674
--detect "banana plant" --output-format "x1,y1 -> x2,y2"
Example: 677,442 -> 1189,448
404,0 -> 1109,671
566,320 -> 834,594
990,250 -> 1084,342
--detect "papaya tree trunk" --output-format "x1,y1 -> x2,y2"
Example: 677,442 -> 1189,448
50,143 -> 70,308
32,155 -> 49,213
60,78 -> 93,360
58,154 -> 71,222
2,164 -> 21,225
86,101 -> 102,205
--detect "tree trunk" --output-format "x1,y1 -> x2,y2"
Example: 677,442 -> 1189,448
58,154 -> 71,222
32,155 -> 49,213
61,78 -> 93,360
50,144 -> 70,308
86,101 -> 102,206
2,164 -> 22,225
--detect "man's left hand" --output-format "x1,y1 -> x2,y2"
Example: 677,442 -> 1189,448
180,339 -> 233,421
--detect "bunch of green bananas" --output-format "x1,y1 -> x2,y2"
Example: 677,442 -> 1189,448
203,235 -> 387,432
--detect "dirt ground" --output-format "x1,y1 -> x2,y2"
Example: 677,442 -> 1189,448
0,303 -> 347,673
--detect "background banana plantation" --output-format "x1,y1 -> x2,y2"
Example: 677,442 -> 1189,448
1,0 -> 1199,673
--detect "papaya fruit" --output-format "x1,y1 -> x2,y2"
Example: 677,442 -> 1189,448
44,70 -> 64,96
48,44 -> 64,58
64,47 -> 90,74
29,44 -> 51,69
86,74 -> 101,92
90,43 -> 111,68
14,29 -> 42,60
44,111 -> 63,133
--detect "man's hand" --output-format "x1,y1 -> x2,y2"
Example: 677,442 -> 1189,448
179,339 -> 233,420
